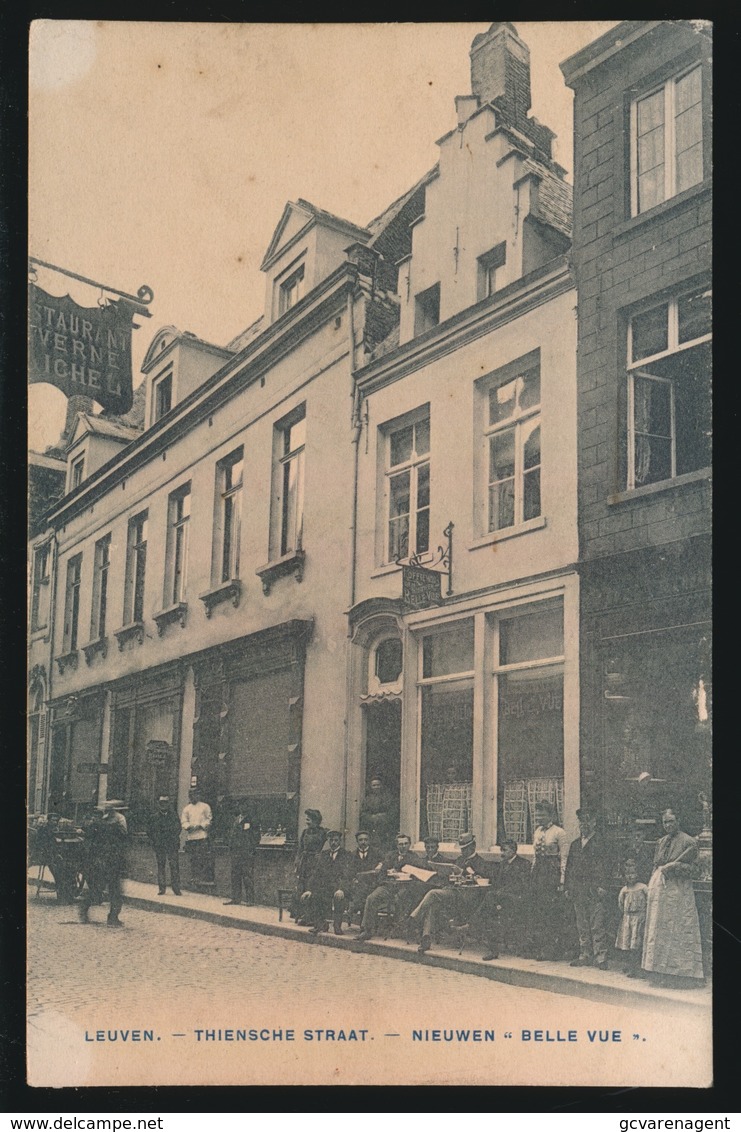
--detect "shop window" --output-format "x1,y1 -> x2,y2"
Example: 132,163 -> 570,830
414,282 -> 440,336
496,604 -> 565,845
31,543 -> 51,631
419,620 -> 475,842
215,448 -> 244,582
165,484 -> 191,604
90,534 -> 111,641
627,286 -> 711,489
631,64 -> 704,216
383,409 -> 430,563
479,357 -> 541,533
62,553 -> 82,653
123,511 -> 148,624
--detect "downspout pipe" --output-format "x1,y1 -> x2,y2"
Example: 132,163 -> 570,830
342,284 -> 363,838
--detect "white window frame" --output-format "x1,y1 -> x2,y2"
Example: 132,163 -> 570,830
477,242 -> 507,301
166,484 -> 191,605
630,63 -> 704,217
482,365 -> 541,534
123,511 -> 148,624
215,448 -> 244,583
70,455 -> 85,491
278,263 -> 306,316
383,409 -> 431,564
626,289 -> 712,490
90,534 -> 111,641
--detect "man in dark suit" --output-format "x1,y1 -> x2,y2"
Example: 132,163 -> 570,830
564,806 -> 611,969
223,804 -> 261,906
396,836 -> 446,922
348,830 -> 383,922
148,795 -> 182,896
407,831 -> 494,953
474,837 -> 531,961
302,830 -> 355,935
356,833 -> 415,941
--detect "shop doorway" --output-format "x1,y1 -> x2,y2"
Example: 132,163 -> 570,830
362,699 -> 401,843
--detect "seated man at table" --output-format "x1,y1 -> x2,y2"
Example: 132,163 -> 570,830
356,833 -> 415,942
301,830 -> 356,936
471,837 -> 531,961
395,836 -> 448,923
407,831 -> 493,954
348,830 -> 383,923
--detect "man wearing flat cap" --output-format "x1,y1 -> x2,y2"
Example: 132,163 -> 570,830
148,795 -> 182,896
564,806 -> 611,969
79,800 -> 128,927
407,831 -> 493,953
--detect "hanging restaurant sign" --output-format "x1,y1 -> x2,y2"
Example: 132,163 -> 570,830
402,565 -> 443,610
28,282 -> 138,415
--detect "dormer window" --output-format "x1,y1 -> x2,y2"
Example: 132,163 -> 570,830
152,368 -> 173,423
478,242 -> 507,300
414,283 -> 440,336
70,455 -> 85,490
279,263 -> 306,315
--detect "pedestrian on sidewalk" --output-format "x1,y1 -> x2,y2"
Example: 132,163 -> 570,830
79,800 -> 128,927
529,800 -> 569,961
181,787 -> 214,887
563,806 -> 611,970
293,809 -> 327,922
615,858 -> 648,978
148,795 -> 182,895
224,803 -> 261,906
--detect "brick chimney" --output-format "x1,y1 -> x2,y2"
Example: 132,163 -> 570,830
470,22 -> 532,129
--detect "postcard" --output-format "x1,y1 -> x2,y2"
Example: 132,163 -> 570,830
27,20 -> 712,1088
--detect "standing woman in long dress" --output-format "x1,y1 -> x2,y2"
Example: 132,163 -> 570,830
642,808 -> 704,984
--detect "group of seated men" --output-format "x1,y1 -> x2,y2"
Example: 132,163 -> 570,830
298,829 -> 530,962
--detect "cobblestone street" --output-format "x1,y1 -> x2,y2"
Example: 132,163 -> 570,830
28,894 -> 711,1088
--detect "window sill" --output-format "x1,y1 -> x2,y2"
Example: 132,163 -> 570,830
608,467 -> 711,506
256,549 -> 305,595
152,602 -> 188,635
199,579 -> 242,617
468,516 -> 546,550
370,562 -> 403,580
55,650 -> 79,675
82,637 -> 109,665
613,180 -> 711,240
114,622 -> 145,650
29,626 -> 50,642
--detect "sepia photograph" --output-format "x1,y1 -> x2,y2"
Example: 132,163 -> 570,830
26,20 -> 712,1089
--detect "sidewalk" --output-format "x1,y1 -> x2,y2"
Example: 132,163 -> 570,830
97,878 -> 711,1013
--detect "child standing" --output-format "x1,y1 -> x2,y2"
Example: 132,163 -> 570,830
615,858 -> 649,977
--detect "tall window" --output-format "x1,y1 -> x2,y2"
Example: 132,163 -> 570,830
124,511 -> 148,624
62,554 -> 82,653
386,412 -> 430,562
31,543 -> 51,631
216,448 -> 244,582
484,364 -> 541,531
166,485 -> 191,604
419,620 -> 475,842
90,534 -> 111,641
497,604 -> 565,844
279,264 -> 305,315
631,64 -> 704,216
278,411 -> 305,556
627,286 -> 711,489
152,369 -> 173,422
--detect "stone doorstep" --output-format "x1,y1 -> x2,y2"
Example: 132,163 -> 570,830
109,880 -> 711,1014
